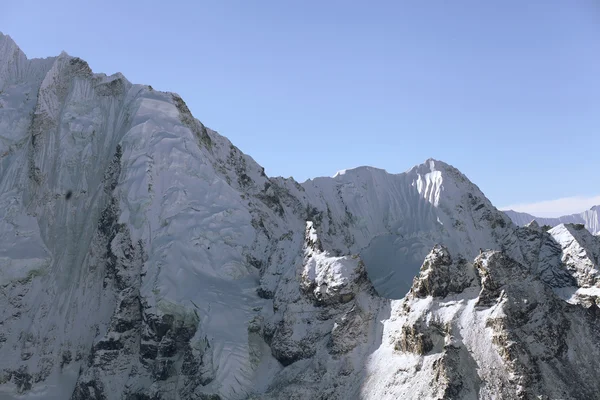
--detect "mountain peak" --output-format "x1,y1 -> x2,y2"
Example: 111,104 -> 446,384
0,31 -> 25,70
0,32 -> 23,58
424,157 -> 449,167
416,158 -> 452,170
0,31 -> 16,47
405,159 -> 467,185
331,159 -> 454,180
332,165 -> 388,178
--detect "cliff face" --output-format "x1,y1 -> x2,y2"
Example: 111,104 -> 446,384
1,33 -> 599,399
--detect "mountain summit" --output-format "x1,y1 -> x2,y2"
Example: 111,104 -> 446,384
1,34 -> 599,400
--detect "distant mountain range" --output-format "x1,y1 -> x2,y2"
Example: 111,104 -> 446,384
504,206 -> 600,235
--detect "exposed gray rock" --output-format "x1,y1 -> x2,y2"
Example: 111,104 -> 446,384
410,245 -> 474,298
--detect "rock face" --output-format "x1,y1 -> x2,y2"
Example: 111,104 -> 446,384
1,33 -> 600,399
409,245 -> 474,298
363,247 -> 600,399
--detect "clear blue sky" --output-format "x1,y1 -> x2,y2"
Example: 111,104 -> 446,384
2,0 -> 599,213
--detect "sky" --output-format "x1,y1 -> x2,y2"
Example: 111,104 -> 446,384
2,1 -> 599,216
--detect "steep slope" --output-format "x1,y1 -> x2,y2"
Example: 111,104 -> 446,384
362,247 -> 600,399
2,33 -> 600,400
505,206 -> 600,235
549,223 -> 600,306
0,32 -> 303,399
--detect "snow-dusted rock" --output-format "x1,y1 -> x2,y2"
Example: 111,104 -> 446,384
362,250 -> 600,399
410,245 -> 474,299
300,221 -> 368,305
549,223 -> 600,287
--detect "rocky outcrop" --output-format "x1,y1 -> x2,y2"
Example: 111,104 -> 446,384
474,251 -> 530,306
550,224 -> 600,288
480,252 -> 600,399
376,249 -> 600,399
265,222 -> 379,369
300,222 -> 370,306
410,245 -> 474,298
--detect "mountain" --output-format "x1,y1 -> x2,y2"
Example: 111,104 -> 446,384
1,32 -> 600,399
504,206 -> 600,235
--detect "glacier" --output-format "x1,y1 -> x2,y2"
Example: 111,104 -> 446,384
1,32 -> 600,399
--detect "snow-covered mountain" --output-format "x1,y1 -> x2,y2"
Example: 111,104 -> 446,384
504,206 -> 600,235
1,33 -> 599,399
